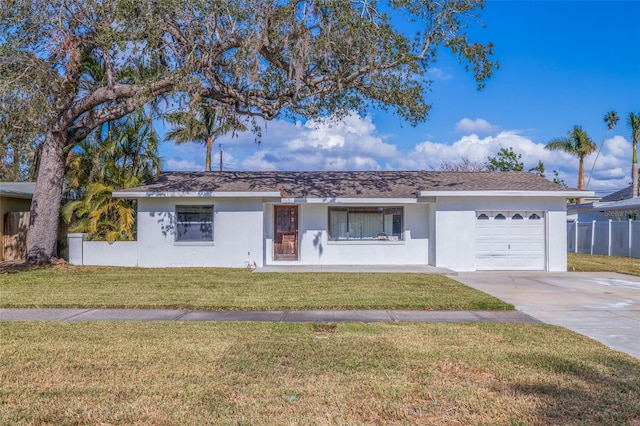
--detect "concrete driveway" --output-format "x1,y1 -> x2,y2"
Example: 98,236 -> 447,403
454,271 -> 640,359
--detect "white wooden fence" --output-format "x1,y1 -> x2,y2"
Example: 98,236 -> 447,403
567,219 -> 640,258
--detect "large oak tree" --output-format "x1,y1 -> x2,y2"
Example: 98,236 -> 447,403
0,0 -> 497,264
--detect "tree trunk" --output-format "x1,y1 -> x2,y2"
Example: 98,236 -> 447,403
205,136 -> 213,172
25,130 -> 66,264
633,163 -> 638,199
634,142 -> 638,198
577,157 -> 585,190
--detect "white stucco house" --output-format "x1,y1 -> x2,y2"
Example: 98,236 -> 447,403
567,186 -> 638,222
68,171 -> 590,271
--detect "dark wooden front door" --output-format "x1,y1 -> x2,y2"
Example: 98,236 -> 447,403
274,205 -> 298,260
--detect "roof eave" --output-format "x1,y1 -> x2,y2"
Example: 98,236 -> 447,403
596,200 -> 640,211
418,190 -> 594,198
278,197 -> 420,204
0,192 -> 33,199
112,191 -> 282,199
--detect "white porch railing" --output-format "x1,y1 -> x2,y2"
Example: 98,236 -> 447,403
567,219 -> 640,258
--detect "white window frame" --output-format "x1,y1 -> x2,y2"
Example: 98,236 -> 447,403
328,206 -> 404,241
175,205 -> 214,243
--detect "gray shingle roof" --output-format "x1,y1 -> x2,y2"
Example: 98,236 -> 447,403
0,182 -> 36,198
601,186 -> 633,202
116,171 -> 577,198
597,197 -> 640,211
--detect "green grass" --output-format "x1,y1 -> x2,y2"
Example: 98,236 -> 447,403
568,252 -> 640,276
1,322 -> 638,425
0,265 -> 512,310
3,261 -> 638,424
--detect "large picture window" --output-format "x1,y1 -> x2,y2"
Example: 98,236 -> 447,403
175,205 -> 213,242
329,207 -> 403,241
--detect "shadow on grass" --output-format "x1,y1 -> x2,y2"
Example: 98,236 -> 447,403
510,353 -> 640,425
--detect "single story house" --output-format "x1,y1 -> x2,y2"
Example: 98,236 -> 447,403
68,171 -> 589,271
568,186 -> 640,222
0,182 -> 35,261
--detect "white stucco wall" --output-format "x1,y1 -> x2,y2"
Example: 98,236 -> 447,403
135,197 -> 266,267
83,241 -> 139,266
546,209 -> 568,271
567,204 -> 610,222
433,196 -> 569,272
264,203 -> 432,265
67,194 -> 570,271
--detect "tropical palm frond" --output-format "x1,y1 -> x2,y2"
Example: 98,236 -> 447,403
544,138 -> 574,153
117,202 -> 136,232
67,217 -> 91,234
61,200 -> 84,224
63,107 -> 160,241
546,125 -> 596,190
629,112 -> 640,144
105,230 -> 119,244
162,98 -> 248,170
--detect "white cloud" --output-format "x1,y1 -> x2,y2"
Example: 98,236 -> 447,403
162,112 -> 635,193
426,67 -> 452,81
581,136 -> 632,190
165,158 -> 202,171
238,112 -> 398,171
400,131 -> 550,170
602,135 -> 630,158
455,118 -> 500,134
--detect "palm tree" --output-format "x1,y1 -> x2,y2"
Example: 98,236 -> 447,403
586,111 -> 619,189
62,109 -> 162,242
62,181 -> 136,243
545,125 -> 597,190
629,112 -> 640,197
163,99 -> 246,171
103,111 -> 162,188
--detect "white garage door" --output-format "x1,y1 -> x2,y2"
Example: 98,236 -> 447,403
476,211 -> 545,270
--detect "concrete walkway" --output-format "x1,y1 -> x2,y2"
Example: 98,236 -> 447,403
0,308 -> 536,323
2,268 -> 637,359
455,271 -> 640,359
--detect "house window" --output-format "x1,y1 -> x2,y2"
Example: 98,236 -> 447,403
328,207 -> 403,241
175,205 -> 213,242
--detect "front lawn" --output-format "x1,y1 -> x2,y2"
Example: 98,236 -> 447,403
1,322 -> 638,425
568,253 -> 640,276
0,265 -> 512,310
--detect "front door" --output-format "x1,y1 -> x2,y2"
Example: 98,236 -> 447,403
274,205 -> 298,260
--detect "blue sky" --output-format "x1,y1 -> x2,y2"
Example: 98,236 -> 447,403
161,0 -> 640,196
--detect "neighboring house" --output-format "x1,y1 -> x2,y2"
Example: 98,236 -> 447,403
568,186 -> 640,222
566,199 -> 605,222
0,182 -> 35,261
68,171 -> 588,271
595,202 -> 640,221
